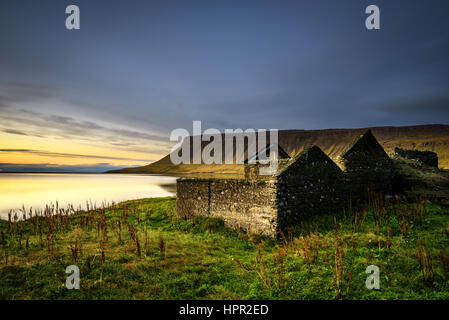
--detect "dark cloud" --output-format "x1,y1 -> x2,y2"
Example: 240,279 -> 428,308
0,93 -> 171,157
0,149 -> 152,162
0,96 -> 167,142
0,81 -> 170,156
2,129 -> 27,136
0,0 -> 448,134
376,96 -> 449,116
0,162 -> 127,173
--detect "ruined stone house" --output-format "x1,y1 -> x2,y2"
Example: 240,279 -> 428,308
394,147 -> 438,168
176,130 -> 393,237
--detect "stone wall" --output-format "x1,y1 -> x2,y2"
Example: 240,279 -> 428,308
177,147 -> 350,237
337,130 -> 393,201
209,179 -> 278,236
394,147 -> 438,168
177,131 -> 396,238
176,178 -> 210,218
276,146 -> 347,230
177,177 -> 278,237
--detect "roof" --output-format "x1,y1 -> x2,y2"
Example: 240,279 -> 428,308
276,130 -> 390,175
335,129 -> 390,170
276,145 -> 343,177
244,143 -> 291,164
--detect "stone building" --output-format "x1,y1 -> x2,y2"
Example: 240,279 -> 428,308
394,147 -> 438,168
335,129 -> 393,201
176,130 -> 393,237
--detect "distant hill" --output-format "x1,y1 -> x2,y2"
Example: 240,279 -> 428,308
108,124 -> 449,176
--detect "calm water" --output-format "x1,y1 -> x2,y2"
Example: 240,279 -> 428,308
0,173 -> 177,220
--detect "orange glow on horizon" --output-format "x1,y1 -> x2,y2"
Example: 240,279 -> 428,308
0,131 -> 164,167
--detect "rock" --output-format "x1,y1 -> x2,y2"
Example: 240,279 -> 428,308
394,147 -> 438,168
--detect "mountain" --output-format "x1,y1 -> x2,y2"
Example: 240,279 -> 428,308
108,124 -> 449,176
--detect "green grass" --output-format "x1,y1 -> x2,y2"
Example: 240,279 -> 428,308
1,197 -> 449,300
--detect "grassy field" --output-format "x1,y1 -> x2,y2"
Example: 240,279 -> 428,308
1,197 -> 449,300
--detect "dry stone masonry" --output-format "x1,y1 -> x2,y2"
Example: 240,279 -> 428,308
177,130 -> 394,237
394,147 -> 438,168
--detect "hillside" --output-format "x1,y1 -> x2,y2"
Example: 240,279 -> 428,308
109,124 -> 449,176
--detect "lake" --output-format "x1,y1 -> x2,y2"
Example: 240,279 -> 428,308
0,173 -> 177,220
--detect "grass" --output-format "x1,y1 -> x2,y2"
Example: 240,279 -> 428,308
1,196 -> 449,300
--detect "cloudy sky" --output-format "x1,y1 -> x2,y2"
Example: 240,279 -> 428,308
1,0 -> 448,171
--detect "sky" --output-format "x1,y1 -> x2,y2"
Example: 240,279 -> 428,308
0,0 -> 448,172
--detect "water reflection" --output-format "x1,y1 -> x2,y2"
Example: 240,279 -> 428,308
0,173 -> 177,219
